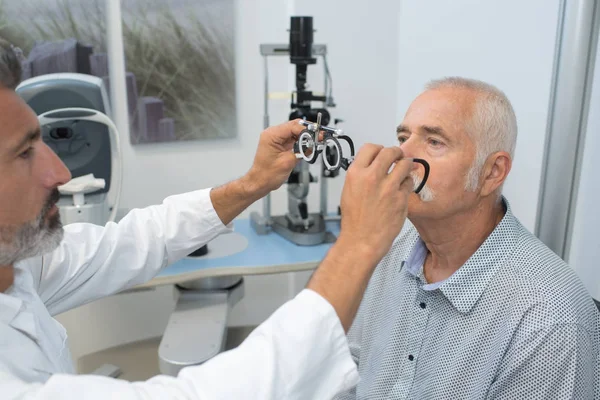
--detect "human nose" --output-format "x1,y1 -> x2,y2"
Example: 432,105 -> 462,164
39,143 -> 71,188
398,139 -> 420,172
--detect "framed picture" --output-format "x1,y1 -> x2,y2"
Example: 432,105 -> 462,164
1,0 -> 237,144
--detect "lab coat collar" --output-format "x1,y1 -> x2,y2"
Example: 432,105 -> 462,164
0,289 -> 23,326
0,268 -> 39,341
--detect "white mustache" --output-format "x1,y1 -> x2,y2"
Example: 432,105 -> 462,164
410,172 -> 435,202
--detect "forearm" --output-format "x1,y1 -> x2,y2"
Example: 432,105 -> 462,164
210,175 -> 264,226
307,239 -> 379,332
38,189 -> 232,315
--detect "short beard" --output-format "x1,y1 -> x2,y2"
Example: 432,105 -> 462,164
0,189 -> 63,265
411,172 -> 435,202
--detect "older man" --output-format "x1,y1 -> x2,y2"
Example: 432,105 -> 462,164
334,77 -> 600,399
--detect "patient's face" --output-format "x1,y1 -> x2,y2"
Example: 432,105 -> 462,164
397,86 -> 480,220
0,88 -> 71,265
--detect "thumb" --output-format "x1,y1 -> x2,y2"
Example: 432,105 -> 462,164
282,149 -> 301,169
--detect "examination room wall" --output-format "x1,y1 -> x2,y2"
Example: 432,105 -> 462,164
393,0 -> 560,231
55,0 -> 563,367
568,35 -> 600,300
55,0 -> 403,365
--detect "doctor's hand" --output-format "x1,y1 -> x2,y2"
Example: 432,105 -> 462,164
307,144 -> 413,332
243,119 -> 306,198
210,120 -> 306,226
337,144 -> 414,261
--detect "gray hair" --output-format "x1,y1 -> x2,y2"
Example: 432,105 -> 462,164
425,77 -> 517,192
0,37 -> 24,90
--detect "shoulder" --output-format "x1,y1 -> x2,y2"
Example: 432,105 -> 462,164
503,218 -> 598,333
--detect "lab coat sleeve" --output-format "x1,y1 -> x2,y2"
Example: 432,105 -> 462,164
3,289 -> 360,400
331,296 -> 363,399
32,188 -> 232,315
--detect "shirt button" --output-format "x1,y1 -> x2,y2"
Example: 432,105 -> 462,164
419,302 -> 426,309
408,355 -> 414,361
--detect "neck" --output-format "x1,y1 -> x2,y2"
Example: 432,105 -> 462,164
412,197 -> 505,284
0,264 -> 15,292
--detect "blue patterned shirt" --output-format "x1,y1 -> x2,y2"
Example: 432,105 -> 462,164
334,198 -> 599,399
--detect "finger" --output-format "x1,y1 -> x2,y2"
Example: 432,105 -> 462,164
267,120 -> 305,145
287,119 -> 306,140
370,146 -> 405,176
317,130 -> 325,142
388,158 -> 413,190
282,149 -> 301,169
352,143 -> 385,168
400,174 -> 414,193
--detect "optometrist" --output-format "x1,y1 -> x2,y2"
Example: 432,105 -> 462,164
0,38 -> 416,400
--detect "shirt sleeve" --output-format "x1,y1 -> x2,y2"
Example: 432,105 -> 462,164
27,188 -> 232,315
2,289 -> 360,400
487,323 -> 596,400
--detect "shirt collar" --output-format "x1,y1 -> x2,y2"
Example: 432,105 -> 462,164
404,196 -> 519,313
405,238 -> 447,291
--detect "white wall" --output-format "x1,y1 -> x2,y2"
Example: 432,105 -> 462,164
568,35 -> 600,300
56,0 -> 564,365
57,0 -> 404,365
57,0 -> 300,364
287,0 -> 402,292
394,0 -> 560,231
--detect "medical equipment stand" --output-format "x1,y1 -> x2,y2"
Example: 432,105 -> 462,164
158,275 -> 244,376
250,38 -> 340,246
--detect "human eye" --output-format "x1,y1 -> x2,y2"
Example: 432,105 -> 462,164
19,146 -> 34,159
428,138 -> 444,148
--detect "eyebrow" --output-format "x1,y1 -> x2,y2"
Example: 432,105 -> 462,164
11,128 -> 40,155
396,124 -> 410,135
396,124 -> 452,143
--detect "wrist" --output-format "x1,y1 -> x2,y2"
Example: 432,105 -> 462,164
333,234 -> 380,268
238,171 -> 267,202
209,176 -> 264,226
306,235 -> 381,333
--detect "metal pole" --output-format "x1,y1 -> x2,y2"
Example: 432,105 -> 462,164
536,0 -> 600,259
262,55 -> 271,220
105,0 -> 129,140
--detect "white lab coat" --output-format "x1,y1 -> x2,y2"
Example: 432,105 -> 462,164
0,189 -> 359,399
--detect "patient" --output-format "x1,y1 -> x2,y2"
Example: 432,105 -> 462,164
334,77 -> 599,399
